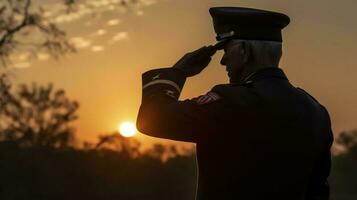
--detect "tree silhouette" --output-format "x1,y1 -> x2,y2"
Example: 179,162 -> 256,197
330,129 -> 357,200
335,129 -> 357,152
0,73 -> 11,106
0,82 -> 79,148
0,0 -> 145,67
95,132 -> 141,158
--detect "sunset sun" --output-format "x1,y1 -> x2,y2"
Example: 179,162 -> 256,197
118,121 -> 137,137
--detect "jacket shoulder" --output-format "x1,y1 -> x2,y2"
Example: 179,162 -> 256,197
211,84 -> 262,106
296,87 -> 321,104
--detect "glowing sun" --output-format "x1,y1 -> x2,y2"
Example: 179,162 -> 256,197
118,121 -> 137,137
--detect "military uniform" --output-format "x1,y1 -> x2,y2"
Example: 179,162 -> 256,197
136,67 -> 333,200
136,7 -> 333,200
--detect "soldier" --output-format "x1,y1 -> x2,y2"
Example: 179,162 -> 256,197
136,7 -> 333,200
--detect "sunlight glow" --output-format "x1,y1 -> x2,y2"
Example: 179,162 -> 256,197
118,121 -> 137,137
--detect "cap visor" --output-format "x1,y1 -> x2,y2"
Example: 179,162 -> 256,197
213,39 -> 230,50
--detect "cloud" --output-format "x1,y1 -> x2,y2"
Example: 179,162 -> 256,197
19,0 -> 159,62
17,53 -> 30,61
44,0 -> 160,25
136,10 -> 144,16
89,29 -> 107,37
37,53 -> 50,61
13,62 -> 31,69
107,5 -> 116,11
107,19 -> 121,26
140,0 -> 158,6
91,46 -> 105,52
108,32 -> 129,45
96,29 -> 107,36
54,7 -> 93,24
87,0 -> 111,8
70,37 -> 92,49
112,32 -> 128,41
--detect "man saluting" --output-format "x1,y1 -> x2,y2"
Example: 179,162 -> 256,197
136,7 -> 333,200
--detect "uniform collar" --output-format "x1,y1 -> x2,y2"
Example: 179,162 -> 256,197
240,67 -> 288,85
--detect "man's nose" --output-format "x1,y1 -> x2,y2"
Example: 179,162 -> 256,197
220,54 -> 227,66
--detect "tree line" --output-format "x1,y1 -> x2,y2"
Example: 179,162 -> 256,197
0,76 -> 356,200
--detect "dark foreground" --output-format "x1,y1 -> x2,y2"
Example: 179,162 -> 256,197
0,137 -> 356,200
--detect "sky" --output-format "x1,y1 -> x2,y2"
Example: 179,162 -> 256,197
5,0 -> 357,148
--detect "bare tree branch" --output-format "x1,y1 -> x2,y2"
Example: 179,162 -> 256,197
0,0 -> 30,45
0,0 -> 144,68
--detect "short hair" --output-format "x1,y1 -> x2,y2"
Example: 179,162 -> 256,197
232,39 -> 282,65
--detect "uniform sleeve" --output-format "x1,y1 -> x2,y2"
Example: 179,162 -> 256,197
136,68 -> 223,143
305,105 -> 334,200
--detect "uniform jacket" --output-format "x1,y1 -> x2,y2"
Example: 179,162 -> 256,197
136,67 -> 333,200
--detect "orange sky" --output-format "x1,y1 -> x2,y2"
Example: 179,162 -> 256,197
6,0 -> 357,148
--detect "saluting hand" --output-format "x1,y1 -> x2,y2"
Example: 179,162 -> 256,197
172,46 -> 217,77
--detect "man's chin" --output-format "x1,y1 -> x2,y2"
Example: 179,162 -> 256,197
228,74 -> 239,84
229,77 -> 239,84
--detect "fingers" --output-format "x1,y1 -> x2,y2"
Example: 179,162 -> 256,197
192,46 -> 217,57
172,46 -> 215,77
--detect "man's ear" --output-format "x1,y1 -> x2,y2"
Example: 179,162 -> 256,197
240,41 -> 251,63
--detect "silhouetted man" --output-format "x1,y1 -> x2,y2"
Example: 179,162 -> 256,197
136,7 -> 333,200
